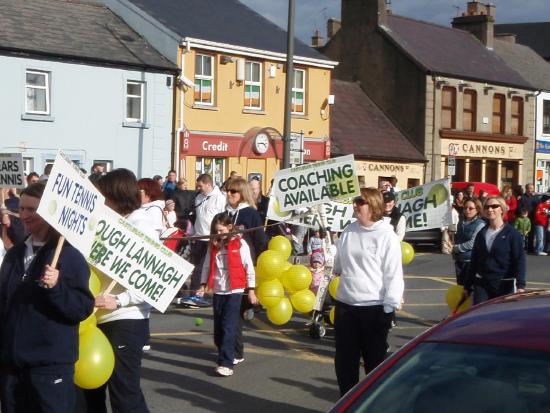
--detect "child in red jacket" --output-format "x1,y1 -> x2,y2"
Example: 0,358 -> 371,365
196,213 -> 257,377
534,198 -> 550,255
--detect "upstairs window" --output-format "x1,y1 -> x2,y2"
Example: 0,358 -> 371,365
292,68 -> 306,114
441,87 -> 456,129
244,61 -> 262,109
511,96 -> 524,135
463,90 -> 477,132
492,93 -> 505,134
126,81 -> 144,122
544,100 -> 550,135
25,70 -> 50,114
194,54 -> 214,105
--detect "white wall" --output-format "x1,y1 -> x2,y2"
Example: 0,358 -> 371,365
0,55 -> 173,178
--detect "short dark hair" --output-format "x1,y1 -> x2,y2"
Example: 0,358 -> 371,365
21,181 -> 46,199
168,169 -> 176,175
138,178 -> 163,202
26,172 -> 40,183
196,173 -> 213,185
96,168 -> 141,216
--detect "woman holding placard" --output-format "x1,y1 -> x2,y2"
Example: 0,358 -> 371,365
0,182 -> 94,412
84,169 -> 156,413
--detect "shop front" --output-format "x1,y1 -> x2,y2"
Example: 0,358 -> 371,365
179,129 -> 328,191
356,160 -> 425,189
440,138 -> 525,189
535,141 -> 550,193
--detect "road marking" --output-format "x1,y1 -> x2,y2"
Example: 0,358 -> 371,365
151,331 -> 209,337
406,288 -> 448,291
404,303 -> 448,307
405,275 -> 456,285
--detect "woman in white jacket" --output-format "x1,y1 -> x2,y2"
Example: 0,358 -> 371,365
333,187 -> 404,396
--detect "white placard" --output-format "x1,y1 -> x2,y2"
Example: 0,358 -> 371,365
396,179 -> 453,232
37,151 -> 105,256
88,206 -> 194,313
273,155 -> 359,212
0,153 -> 25,189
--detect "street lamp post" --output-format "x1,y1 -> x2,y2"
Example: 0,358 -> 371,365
282,0 -> 295,169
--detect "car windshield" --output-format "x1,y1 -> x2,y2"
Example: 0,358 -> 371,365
347,343 -> 550,413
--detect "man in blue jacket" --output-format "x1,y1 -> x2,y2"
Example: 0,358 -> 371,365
0,182 -> 94,412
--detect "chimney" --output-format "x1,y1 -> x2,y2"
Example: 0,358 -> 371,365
452,1 -> 495,49
342,0 -> 388,33
327,18 -> 341,40
311,29 -> 324,47
495,33 -> 516,44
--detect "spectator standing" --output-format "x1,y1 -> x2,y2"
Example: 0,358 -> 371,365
172,178 -> 196,230
518,183 -> 538,252
382,191 -> 406,241
307,229 -> 323,255
463,196 -> 525,305
196,213 -> 257,377
248,177 -> 269,224
513,208 -> 531,251
333,188 -> 404,395
501,185 -> 517,222
452,198 -> 485,285
88,163 -> 104,183
309,252 -> 325,295
454,191 -> 465,216
162,170 -> 177,200
137,178 -> 167,238
39,164 -> 53,182
221,171 -> 240,193
389,175 -> 400,192
464,183 -> 475,201
26,172 -> 40,186
534,197 -> 550,256
1,189 -> 25,250
164,199 -> 177,227
0,182 -> 94,412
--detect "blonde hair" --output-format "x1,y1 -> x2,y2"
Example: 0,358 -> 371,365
483,196 -> 508,213
226,178 -> 257,209
357,187 -> 384,222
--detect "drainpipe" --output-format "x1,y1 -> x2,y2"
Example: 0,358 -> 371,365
431,75 -> 438,182
533,89 -> 542,189
175,41 -> 191,177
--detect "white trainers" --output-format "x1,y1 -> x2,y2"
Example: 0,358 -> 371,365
233,358 -> 245,365
537,252 -> 548,256
142,345 -> 151,351
215,366 -> 234,376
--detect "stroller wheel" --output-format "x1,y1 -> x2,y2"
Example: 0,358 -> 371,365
309,322 -> 326,339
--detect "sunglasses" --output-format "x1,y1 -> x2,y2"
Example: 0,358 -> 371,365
464,207 -> 477,211
484,204 -> 501,210
227,189 -> 239,195
353,197 -> 368,207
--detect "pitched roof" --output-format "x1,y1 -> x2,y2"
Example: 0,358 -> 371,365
383,15 -> 533,90
495,23 -> 550,60
330,80 -> 425,162
0,0 -> 176,72
493,39 -> 550,92
125,0 -> 332,63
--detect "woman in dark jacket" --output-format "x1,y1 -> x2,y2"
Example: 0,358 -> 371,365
452,198 -> 485,286
0,182 -> 94,412
463,196 -> 526,305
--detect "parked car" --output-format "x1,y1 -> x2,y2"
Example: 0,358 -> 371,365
328,290 -> 550,413
451,181 -> 500,197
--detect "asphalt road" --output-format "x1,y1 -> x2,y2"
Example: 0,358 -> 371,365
137,251 -> 550,413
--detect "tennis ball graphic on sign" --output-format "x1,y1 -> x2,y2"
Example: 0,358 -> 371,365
273,198 -> 291,218
427,184 -> 448,206
48,200 -> 57,215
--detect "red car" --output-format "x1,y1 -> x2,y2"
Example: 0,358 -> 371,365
451,181 -> 500,197
329,291 -> 550,413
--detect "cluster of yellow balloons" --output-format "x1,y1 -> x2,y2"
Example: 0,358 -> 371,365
74,268 -> 115,389
256,236 -> 318,325
446,284 -> 472,314
401,241 -> 415,265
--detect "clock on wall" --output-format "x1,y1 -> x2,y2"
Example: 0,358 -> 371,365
253,132 -> 270,155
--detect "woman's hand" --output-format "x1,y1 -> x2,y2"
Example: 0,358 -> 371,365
95,294 -> 118,310
40,265 -> 59,289
248,290 -> 258,305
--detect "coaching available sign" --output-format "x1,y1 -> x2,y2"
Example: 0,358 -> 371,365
273,155 -> 359,212
395,178 -> 453,231
87,207 -> 194,313
37,152 -> 105,256
0,153 -> 25,189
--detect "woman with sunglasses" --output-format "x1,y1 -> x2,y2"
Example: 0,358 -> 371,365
452,198 -> 485,286
332,188 -> 404,396
224,177 -> 267,365
463,196 -> 525,305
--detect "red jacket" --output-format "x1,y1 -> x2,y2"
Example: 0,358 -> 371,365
504,196 -> 517,222
207,237 -> 247,290
534,202 -> 550,227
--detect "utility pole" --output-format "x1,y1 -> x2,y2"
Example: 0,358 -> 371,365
282,0 -> 295,169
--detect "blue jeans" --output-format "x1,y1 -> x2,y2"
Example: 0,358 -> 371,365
213,293 -> 243,368
535,225 -> 545,253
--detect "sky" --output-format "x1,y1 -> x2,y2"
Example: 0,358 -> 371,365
239,0 -> 550,45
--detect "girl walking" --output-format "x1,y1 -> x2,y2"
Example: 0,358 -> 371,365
196,213 -> 257,377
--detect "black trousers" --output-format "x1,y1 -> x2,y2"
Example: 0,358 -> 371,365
454,261 -> 471,286
0,365 -> 75,413
83,319 -> 150,413
190,241 -> 209,291
334,302 -> 393,396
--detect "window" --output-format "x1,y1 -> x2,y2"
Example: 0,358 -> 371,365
25,70 -> 50,114
292,68 -> 306,114
195,157 -> 225,187
441,87 -> 456,129
544,100 -> 550,134
511,96 -> 524,135
463,90 -> 477,132
194,54 -> 214,105
126,81 -> 144,122
492,93 -> 505,134
244,61 -> 262,109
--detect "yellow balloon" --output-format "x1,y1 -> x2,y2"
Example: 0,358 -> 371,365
290,289 -> 316,313
257,279 -> 285,308
328,276 -> 340,300
401,242 -> 415,265
74,327 -> 115,389
267,297 -> 293,325
273,198 -> 291,218
446,285 -> 472,314
281,265 -> 312,292
79,314 -> 97,335
282,261 -> 292,273
89,268 -> 102,296
268,236 -> 292,260
257,250 -> 287,281
329,306 -> 335,325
